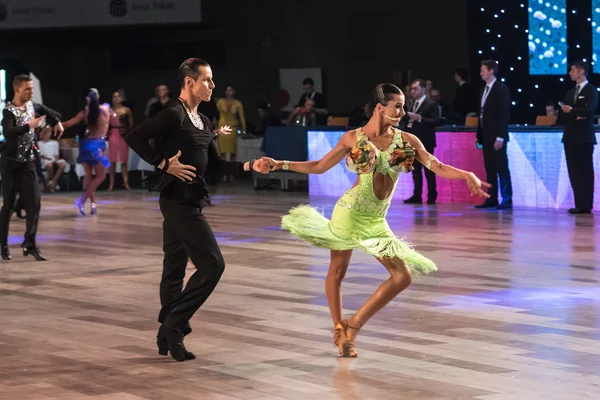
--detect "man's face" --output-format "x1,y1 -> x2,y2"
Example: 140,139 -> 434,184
480,65 -> 494,81
157,85 -> 169,98
190,65 -> 215,102
545,105 -> 557,116
15,80 -> 34,103
569,65 -> 584,82
430,90 -> 441,103
410,82 -> 425,100
304,83 -> 313,94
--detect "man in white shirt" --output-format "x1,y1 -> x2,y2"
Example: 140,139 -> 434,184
37,127 -> 69,192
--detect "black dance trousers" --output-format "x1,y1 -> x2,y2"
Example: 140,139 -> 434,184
411,142 -> 437,201
0,158 -> 41,248
564,143 -> 594,211
482,143 -> 513,203
157,196 -> 225,334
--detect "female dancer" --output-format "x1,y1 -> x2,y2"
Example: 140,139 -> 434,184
216,84 -> 246,181
265,83 -> 490,357
108,91 -> 133,191
62,89 -> 110,215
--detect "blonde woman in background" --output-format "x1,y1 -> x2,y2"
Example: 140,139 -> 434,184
216,84 -> 246,182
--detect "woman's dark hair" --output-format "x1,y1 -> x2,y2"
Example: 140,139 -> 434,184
225,84 -> 235,91
87,90 -> 100,128
364,83 -> 403,118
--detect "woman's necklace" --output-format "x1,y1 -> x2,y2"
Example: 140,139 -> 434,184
178,97 -> 204,130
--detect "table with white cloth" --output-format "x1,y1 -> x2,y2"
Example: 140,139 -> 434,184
235,137 -> 263,161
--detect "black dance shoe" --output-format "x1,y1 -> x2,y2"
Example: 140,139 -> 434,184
157,325 -> 188,362
475,201 -> 499,209
1,246 -> 11,261
403,196 -> 422,204
22,247 -> 46,261
568,208 -> 592,215
157,333 -> 196,360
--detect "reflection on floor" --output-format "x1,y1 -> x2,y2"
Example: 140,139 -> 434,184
0,187 -> 598,399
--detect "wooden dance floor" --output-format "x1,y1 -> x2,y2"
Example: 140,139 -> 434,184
0,186 -> 598,400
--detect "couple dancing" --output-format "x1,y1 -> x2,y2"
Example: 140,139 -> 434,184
126,58 -> 490,362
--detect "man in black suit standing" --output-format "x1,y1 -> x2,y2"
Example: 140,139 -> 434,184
560,61 -> 598,214
402,79 -> 440,204
453,68 -> 474,123
475,60 -> 513,209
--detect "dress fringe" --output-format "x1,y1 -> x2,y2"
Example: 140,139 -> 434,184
281,205 -> 438,276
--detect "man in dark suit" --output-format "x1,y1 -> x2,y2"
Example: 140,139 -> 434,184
401,79 -> 440,204
453,68 -> 475,124
475,60 -> 513,209
560,61 -> 598,214
296,78 -> 328,125
429,88 -> 450,121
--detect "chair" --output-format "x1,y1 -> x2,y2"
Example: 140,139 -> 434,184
465,116 -> 479,127
329,117 -> 349,126
535,115 -> 557,126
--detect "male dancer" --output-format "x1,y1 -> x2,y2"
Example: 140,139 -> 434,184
125,58 -> 268,362
0,75 -> 64,261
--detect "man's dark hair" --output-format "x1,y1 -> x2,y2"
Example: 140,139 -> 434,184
481,60 -> 499,76
455,68 -> 469,81
177,58 -> 210,89
13,74 -> 32,90
545,100 -> 557,108
302,77 -> 314,86
411,78 -> 426,89
572,60 -> 589,76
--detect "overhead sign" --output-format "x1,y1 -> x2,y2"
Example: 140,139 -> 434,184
0,0 -> 202,29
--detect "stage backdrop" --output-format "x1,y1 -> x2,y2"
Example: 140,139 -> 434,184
307,130 -> 600,210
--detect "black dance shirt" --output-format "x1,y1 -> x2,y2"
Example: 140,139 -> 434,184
125,99 -> 244,200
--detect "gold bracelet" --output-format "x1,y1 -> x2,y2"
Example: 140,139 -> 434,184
424,155 -> 438,170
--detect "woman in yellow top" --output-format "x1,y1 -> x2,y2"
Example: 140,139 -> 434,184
216,85 -> 246,181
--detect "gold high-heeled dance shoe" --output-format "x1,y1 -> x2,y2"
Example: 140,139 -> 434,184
333,321 -> 347,357
343,320 -> 361,358
334,320 -> 358,358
